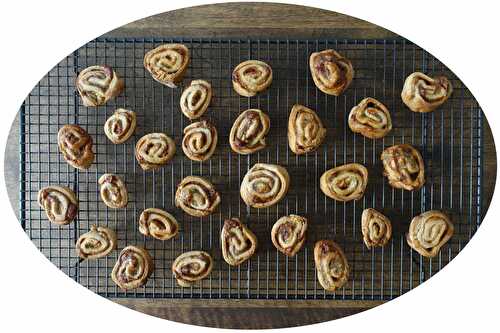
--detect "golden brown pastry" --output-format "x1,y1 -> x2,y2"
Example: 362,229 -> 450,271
381,144 -> 425,191
320,163 -> 368,202
75,225 -> 117,259
138,208 -> 179,241
271,215 -> 307,256
401,72 -> 452,113
361,208 -> 392,249
309,49 -> 354,96
175,176 -> 221,217
220,218 -> 258,266
288,104 -> 326,154
232,60 -> 272,97
314,240 -> 349,292
135,133 -> 176,171
98,174 -> 128,208
144,44 -> 190,88
348,98 -> 392,139
37,185 -> 78,225
104,108 -> 136,144
182,120 -> 218,161
180,80 -> 212,119
407,210 -> 454,258
172,250 -> 213,287
76,65 -> 124,107
57,124 -> 94,170
111,246 -> 154,290
229,109 -> 270,155
240,163 -> 290,208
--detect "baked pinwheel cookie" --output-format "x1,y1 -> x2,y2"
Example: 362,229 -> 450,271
76,65 -> 124,107
144,43 -> 190,88
240,163 -> 290,208
182,120 -> 218,161
172,250 -> 213,287
135,133 -> 176,171
111,246 -> 154,290
175,176 -> 221,217
75,225 -> 117,259
180,80 -> 212,119
229,109 -> 270,155
314,240 -> 349,292
232,60 -> 273,97
37,185 -> 78,225
271,215 -> 308,257
288,104 -> 326,154
104,108 -> 136,144
320,163 -> 368,202
220,217 -> 258,266
407,210 -> 454,258
381,144 -> 425,191
98,174 -> 128,208
348,97 -> 392,139
401,72 -> 452,113
361,208 -> 392,249
309,49 -> 354,96
139,208 -> 179,241
57,124 -> 94,170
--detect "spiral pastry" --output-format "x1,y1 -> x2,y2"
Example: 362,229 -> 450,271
361,208 -> 392,249
320,163 -> 368,202
232,60 -> 273,97
138,208 -> 179,241
75,225 -> 117,259
135,133 -> 176,171
76,65 -> 124,107
271,215 -> 308,257
348,97 -> 392,139
381,144 -> 425,191
37,185 -> 78,225
175,176 -> 221,217
182,120 -> 218,161
407,210 -> 454,258
172,250 -> 213,287
288,104 -> 326,154
98,174 -> 128,208
104,108 -> 137,144
57,124 -> 94,170
309,49 -> 354,96
220,218 -> 258,266
240,163 -> 290,208
229,109 -> 270,155
314,240 -> 349,292
111,246 -> 154,290
401,72 -> 453,113
180,80 -> 212,119
144,44 -> 190,88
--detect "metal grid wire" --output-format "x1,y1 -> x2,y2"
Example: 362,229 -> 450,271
19,37 -> 483,300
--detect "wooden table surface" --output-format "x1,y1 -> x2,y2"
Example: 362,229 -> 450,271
5,2 -> 496,329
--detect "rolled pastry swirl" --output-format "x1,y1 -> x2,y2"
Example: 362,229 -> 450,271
175,176 -> 221,217
314,240 -> 349,292
98,174 -> 128,208
182,120 -> 218,161
309,49 -> 354,96
381,144 -> 425,191
240,163 -> 290,208
135,133 -> 176,171
57,124 -> 94,170
139,208 -> 179,241
75,225 -> 117,259
180,80 -> 212,119
361,208 -> 392,249
271,215 -> 308,256
111,246 -> 154,290
37,185 -> 78,225
220,218 -> 258,266
76,65 -> 124,107
348,97 -> 392,139
172,250 -> 213,287
320,163 -> 368,201
229,109 -> 270,155
288,104 -> 326,154
104,108 -> 136,144
407,210 -> 454,258
144,44 -> 190,88
401,72 -> 452,113
232,60 -> 273,97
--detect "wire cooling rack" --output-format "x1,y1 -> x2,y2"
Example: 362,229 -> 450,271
19,37 -> 483,300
